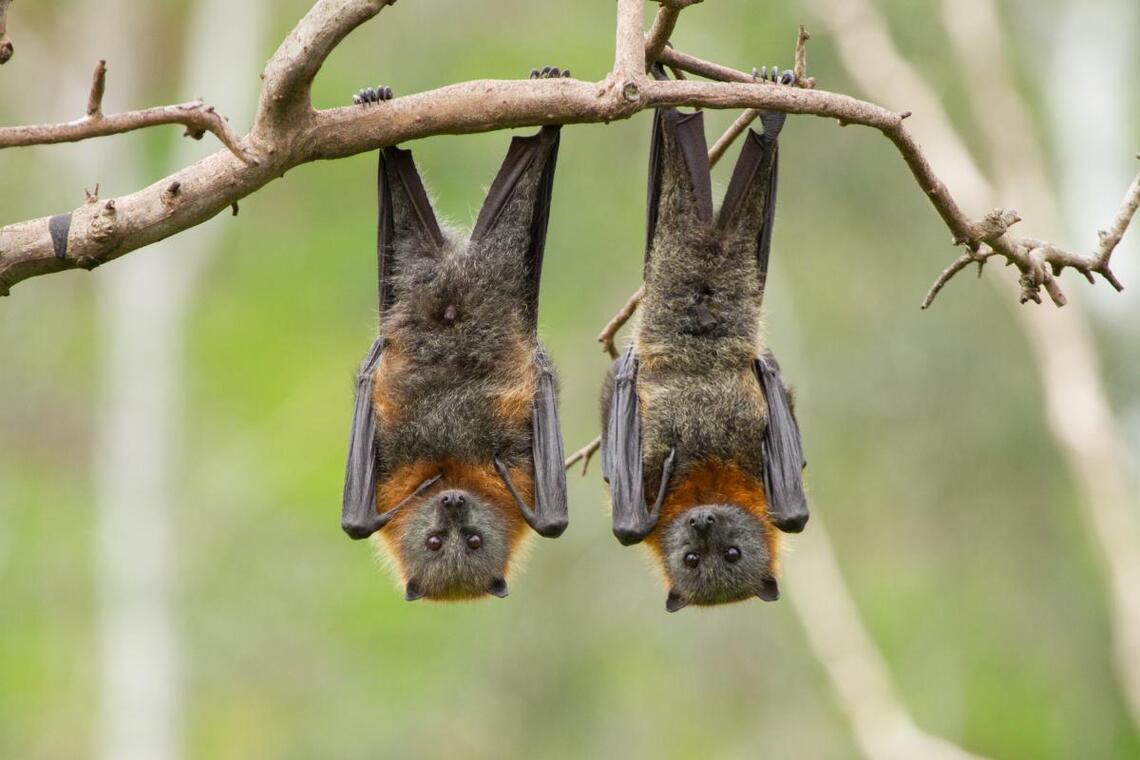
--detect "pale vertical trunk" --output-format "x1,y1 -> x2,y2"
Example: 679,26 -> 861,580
784,524 -> 984,760
807,0 -> 1140,734
1042,0 -> 1139,313
89,2 -> 268,759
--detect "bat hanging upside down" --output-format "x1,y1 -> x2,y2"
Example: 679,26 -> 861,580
341,70 -> 571,603
602,68 -> 809,612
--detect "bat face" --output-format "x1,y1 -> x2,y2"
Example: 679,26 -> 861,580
384,486 -> 521,601
653,503 -> 779,612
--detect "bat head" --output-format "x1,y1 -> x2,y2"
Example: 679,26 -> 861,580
391,487 -> 516,601
657,504 -> 778,612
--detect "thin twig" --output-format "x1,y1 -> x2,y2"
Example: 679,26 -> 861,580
1,55 -> 252,167
645,1 -> 703,68
708,109 -> 760,166
597,284 -> 645,359
564,437 -> 602,475
793,25 -> 815,88
0,100 -> 250,161
87,59 -> 107,118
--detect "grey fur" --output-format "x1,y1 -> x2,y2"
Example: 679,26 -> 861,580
659,504 -> 777,608
377,224 -> 541,476
397,489 -> 516,599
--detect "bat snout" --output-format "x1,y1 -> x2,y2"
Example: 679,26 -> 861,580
438,490 -> 468,512
688,508 -> 716,535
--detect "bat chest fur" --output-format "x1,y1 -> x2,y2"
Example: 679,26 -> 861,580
637,367 -> 766,477
373,336 -> 535,471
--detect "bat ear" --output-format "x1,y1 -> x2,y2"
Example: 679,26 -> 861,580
470,126 -> 561,326
665,588 -> 690,613
755,577 -> 780,602
716,120 -> 782,305
377,147 -> 446,315
487,577 -> 509,598
404,579 -> 426,602
645,103 -> 713,267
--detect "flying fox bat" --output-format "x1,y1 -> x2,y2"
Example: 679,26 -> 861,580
342,70 -> 570,602
601,69 -> 808,612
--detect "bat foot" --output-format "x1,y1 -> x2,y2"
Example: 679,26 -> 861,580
529,65 -> 572,79
751,65 -> 796,86
352,85 -> 394,106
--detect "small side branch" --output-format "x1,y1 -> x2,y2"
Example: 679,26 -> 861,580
598,284 -> 645,359
87,59 -> 107,117
0,0 -> 13,65
709,109 -> 759,165
0,59 -> 251,163
921,162 -> 1138,307
645,0 -> 703,68
564,438 -> 602,475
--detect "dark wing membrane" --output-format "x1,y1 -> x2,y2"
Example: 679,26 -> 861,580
377,146 -> 445,315
342,338 -> 385,539
645,108 -> 715,269
715,111 -> 784,304
492,351 -> 568,538
604,346 -> 658,545
470,125 -> 562,329
528,353 -> 569,537
753,352 -> 809,533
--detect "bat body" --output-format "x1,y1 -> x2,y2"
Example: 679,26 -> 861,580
602,94 -> 808,612
342,114 -> 568,602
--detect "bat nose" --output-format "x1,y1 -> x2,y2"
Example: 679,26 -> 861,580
688,509 -> 716,534
439,490 -> 467,511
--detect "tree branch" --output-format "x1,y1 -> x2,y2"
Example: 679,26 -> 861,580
614,0 -> 646,79
0,0 -> 1133,307
644,0 -> 703,68
0,0 -> 13,65
0,58 -> 250,162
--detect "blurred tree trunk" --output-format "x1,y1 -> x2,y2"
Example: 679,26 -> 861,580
810,0 -> 1140,730
1042,0 -> 1139,309
89,2 -> 268,758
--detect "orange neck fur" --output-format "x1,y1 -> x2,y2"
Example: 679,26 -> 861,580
646,459 -> 780,574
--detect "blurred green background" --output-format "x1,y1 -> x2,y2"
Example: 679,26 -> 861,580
2,1 -> 1138,758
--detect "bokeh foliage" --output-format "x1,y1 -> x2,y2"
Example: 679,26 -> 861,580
1,1 -> 1138,758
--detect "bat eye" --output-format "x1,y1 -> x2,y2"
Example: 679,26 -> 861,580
724,546 -> 742,563
683,552 -> 700,569
466,534 -> 483,550
426,535 -> 443,552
